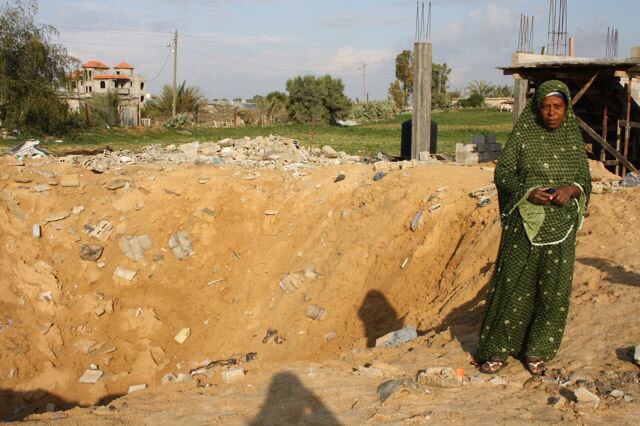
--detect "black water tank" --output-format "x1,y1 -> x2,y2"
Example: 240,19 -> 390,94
401,119 -> 438,159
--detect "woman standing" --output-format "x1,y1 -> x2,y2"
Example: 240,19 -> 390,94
475,80 -> 592,375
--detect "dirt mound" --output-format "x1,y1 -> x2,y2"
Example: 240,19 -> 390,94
1,154 -> 639,423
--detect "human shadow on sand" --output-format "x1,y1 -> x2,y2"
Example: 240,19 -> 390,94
249,372 -> 342,426
357,290 -> 405,348
0,388 -> 123,422
577,257 -> 640,287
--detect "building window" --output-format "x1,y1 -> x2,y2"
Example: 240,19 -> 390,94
89,86 -> 92,92
140,96 -> 145,103
85,87 -> 89,93
100,81 -> 105,89
89,70 -> 92,78
140,82 -> 145,90
116,71 -> 120,75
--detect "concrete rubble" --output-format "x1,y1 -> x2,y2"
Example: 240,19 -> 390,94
573,386 -> 600,409
127,384 -> 147,394
80,244 -> 103,262
375,326 -> 418,347
119,234 -> 153,263
417,367 -> 463,388
168,232 -> 194,260
78,368 -> 103,384
221,367 -> 245,384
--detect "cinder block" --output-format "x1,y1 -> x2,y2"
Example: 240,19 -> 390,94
471,135 -> 486,144
485,135 -> 497,143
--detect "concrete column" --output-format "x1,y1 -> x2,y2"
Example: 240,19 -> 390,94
411,42 -> 432,159
513,76 -> 528,124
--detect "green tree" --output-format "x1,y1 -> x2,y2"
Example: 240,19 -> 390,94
265,91 -> 288,122
388,80 -> 406,111
466,80 -> 495,98
460,93 -> 485,108
149,80 -> 204,115
89,91 -> 119,127
492,84 -> 514,97
0,0 -> 78,134
395,50 -> 413,95
285,75 -> 351,125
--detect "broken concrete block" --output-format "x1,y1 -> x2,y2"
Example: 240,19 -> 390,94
113,266 -> 136,283
221,367 -> 245,383
43,211 -> 70,223
574,387 -> 600,409
127,384 -> 147,394
305,304 -> 327,321
32,224 -> 41,238
80,244 -> 103,262
79,369 -> 103,384
90,221 -> 113,241
60,174 -> 80,187
355,366 -> 383,378
72,206 -> 85,215
168,231 -> 194,260
489,376 -> 508,386
471,135 -> 486,144
375,326 -> 417,347
264,210 -> 278,216
377,379 -> 405,403
34,184 -> 51,192
477,196 -> 491,208
634,345 -> 640,365
174,328 -> 191,344
321,145 -> 338,158
105,179 -> 129,190
119,234 -> 153,263
279,273 -> 303,294
410,210 -> 424,231
417,367 -> 463,388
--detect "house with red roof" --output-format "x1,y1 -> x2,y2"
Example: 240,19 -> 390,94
68,60 -> 149,126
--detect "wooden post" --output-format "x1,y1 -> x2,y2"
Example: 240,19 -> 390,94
622,76 -> 633,176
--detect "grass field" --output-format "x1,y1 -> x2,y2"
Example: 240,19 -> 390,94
1,109 -> 513,157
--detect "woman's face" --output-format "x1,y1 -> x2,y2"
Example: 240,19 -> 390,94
539,95 -> 567,130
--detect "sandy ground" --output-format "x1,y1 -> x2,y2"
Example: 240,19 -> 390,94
0,156 -> 638,425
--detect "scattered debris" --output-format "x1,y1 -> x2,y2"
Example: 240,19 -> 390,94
32,224 -> 41,238
127,384 -> 147,394
201,207 -> 217,217
197,177 -> 209,184
610,389 -> 624,399
375,326 -> 417,347
377,379 -> 406,403
113,266 -> 137,283
177,373 -> 192,383
549,395 -> 567,408
264,210 -> 278,216
305,304 -> 327,321
401,258 -> 410,269
174,328 -> 191,344
72,206 -> 85,215
279,273 -> 303,294
245,352 -> 258,362
207,279 -> 224,287
324,331 -> 337,341
574,387 -> 600,409
303,265 -> 318,281
90,221 -> 113,241
119,234 -> 153,263
620,172 -> 640,187
436,186 -> 448,193
40,291 -> 53,303
10,140 -> 47,158
169,231 -> 195,260
428,204 -> 442,213
78,369 -> 103,384
634,345 -> 640,365
477,196 -> 491,208
417,367 -> 463,388
80,244 -> 104,262
161,373 -> 177,385
33,183 -> 51,192
222,367 -> 245,384
105,179 -> 129,190
410,210 -> 424,232
262,328 -> 285,344
321,145 -> 339,159
354,366 -> 383,378
334,173 -> 346,183
373,171 -> 386,181
43,211 -> 70,223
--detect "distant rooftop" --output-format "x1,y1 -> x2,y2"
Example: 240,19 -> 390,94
82,60 -> 109,70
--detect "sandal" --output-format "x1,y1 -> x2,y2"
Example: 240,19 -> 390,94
525,357 -> 547,376
479,359 -> 505,374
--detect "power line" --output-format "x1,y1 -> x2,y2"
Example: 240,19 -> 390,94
52,23 -> 170,36
60,39 -> 166,48
181,47 -> 317,73
148,48 -> 173,82
181,33 -> 361,68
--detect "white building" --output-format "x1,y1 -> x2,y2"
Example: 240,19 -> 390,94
68,60 -> 149,126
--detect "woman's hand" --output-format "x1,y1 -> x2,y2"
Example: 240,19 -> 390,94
527,187 -> 552,205
550,185 -> 581,206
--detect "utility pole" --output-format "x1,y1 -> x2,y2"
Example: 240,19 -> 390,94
172,30 -> 178,118
361,62 -> 367,103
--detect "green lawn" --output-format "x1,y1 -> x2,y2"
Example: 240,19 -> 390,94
0,109 -> 513,158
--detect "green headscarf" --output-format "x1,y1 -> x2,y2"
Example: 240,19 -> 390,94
495,80 -> 592,245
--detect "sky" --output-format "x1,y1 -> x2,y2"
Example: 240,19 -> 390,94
35,0 -> 640,101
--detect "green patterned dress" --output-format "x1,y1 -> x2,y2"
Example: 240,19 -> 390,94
475,80 -> 592,363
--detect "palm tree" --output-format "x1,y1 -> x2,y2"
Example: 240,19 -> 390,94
466,80 -> 496,98
156,81 -> 204,114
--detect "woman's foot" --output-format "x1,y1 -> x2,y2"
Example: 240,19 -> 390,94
525,356 -> 547,376
479,359 -> 505,374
